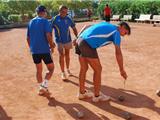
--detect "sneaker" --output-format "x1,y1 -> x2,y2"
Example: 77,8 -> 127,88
92,93 -> 111,102
78,90 -> 94,99
38,85 -> 51,96
67,69 -> 72,76
61,72 -> 67,80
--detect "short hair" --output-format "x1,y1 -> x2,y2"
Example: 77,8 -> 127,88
119,21 -> 131,35
59,5 -> 68,11
36,5 -> 47,14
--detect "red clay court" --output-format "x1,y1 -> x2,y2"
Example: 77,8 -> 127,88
0,20 -> 160,120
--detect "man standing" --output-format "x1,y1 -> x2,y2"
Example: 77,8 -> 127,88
104,4 -> 111,22
27,5 -> 55,95
51,5 -> 78,80
75,22 -> 131,102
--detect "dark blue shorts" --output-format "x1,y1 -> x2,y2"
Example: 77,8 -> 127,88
32,53 -> 53,64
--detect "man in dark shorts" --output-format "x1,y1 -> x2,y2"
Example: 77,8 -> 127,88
104,4 -> 111,22
27,5 -> 55,96
75,22 -> 131,102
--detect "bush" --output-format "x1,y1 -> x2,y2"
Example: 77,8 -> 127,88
0,15 -> 5,25
28,11 -> 34,19
8,14 -> 21,23
0,12 -> 10,25
97,0 -> 160,21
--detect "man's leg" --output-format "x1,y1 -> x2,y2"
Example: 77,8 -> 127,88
57,44 -> 65,73
45,63 -> 54,80
59,52 -> 65,73
79,56 -> 89,94
64,48 -> 70,70
35,63 -> 43,83
41,63 -> 54,91
86,58 -> 102,97
35,63 -> 47,95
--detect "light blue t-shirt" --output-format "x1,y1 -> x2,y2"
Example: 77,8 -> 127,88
51,15 -> 75,44
79,22 -> 121,48
27,16 -> 52,54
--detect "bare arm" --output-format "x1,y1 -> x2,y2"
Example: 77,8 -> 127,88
27,36 -> 30,47
115,45 -> 127,80
46,32 -> 55,53
72,26 -> 78,46
72,27 -> 78,37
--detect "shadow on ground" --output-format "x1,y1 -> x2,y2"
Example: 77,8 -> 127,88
47,97 -> 106,120
60,75 -> 160,120
0,105 -> 12,120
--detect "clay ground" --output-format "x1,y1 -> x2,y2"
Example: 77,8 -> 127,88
0,20 -> 160,120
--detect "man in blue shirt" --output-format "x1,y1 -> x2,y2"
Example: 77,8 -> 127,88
51,5 -> 78,80
75,22 -> 131,102
27,5 -> 55,96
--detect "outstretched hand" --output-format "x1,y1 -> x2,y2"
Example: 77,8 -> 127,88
120,69 -> 127,80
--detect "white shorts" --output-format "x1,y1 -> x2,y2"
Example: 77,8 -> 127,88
57,42 -> 72,54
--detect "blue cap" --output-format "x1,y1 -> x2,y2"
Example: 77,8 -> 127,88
36,5 -> 47,13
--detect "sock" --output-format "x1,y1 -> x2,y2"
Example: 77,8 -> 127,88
42,79 -> 48,88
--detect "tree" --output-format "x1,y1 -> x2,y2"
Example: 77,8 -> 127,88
7,0 -> 38,21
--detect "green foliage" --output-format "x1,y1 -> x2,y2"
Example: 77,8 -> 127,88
97,0 -> 160,21
8,14 -> 22,23
7,0 -> 38,21
0,13 -> 10,25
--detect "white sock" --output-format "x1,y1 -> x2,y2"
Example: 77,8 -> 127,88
42,79 -> 48,88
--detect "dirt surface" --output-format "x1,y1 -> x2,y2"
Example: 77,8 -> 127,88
0,20 -> 160,120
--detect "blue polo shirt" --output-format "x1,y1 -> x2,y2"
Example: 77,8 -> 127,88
27,16 -> 52,54
51,15 -> 75,44
79,22 -> 121,48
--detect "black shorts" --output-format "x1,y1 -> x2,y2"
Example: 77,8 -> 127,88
105,15 -> 110,22
75,40 -> 98,58
32,53 -> 53,64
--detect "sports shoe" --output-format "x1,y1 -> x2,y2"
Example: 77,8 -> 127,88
78,90 -> 94,99
92,93 -> 111,102
67,69 -> 72,76
61,72 -> 67,80
38,85 -> 51,96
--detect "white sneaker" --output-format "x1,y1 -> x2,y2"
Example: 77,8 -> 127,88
67,69 -> 72,76
92,93 -> 111,102
38,85 -> 50,96
61,72 -> 67,80
78,90 -> 94,99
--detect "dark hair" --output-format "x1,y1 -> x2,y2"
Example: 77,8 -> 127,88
119,21 -> 131,35
106,4 -> 109,6
59,5 -> 68,11
36,5 -> 47,14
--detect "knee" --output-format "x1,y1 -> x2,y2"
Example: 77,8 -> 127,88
48,65 -> 54,74
80,66 -> 89,73
95,65 -> 102,73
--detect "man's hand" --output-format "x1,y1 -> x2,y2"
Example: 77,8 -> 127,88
72,39 -> 77,46
120,69 -> 127,80
50,42 -> 56,53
